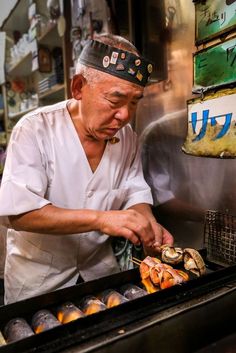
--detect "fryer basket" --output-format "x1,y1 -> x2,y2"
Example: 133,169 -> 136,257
204,210 -> 236,266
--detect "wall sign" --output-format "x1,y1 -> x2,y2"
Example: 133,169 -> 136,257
182,88 -> 236,157
195,0 -> 236,44
193,36 -> 236,91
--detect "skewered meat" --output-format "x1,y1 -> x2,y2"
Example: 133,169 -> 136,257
161,245 -> 183,265
183,248 -> 206,276
139,256 -> 189,293
142,277 -> 159,294
56,302 -> 84,324
140,256 -> 161,279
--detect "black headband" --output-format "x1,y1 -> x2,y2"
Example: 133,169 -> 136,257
78,40 -> 153,87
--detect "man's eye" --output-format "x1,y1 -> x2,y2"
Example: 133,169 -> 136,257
108,99 -> 120,106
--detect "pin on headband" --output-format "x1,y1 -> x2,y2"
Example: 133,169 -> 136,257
78,40 -> 153,87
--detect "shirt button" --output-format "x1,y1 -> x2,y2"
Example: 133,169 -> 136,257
87,190 -> 93,197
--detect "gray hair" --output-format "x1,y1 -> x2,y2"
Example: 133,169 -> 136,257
76,33 -> 140,85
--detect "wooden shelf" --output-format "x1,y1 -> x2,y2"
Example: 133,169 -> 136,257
7,52 -> 33,77
8,106 -> 38,120
38,23 -> 62,47
39,83 -> 65,100
1,0 -> 71,147
1,0 -> 30,33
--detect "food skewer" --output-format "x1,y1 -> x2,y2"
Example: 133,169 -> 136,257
130,255 -> 190,294
130,257 -> 142,266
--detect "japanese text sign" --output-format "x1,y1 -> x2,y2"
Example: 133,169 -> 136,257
194,37 -> 236,91
195,0 -> 236,44
183,89 -> 236,157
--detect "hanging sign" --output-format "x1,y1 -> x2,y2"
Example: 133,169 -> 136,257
193,36 -> 236,91
195,0 -> 236,44
182,88 -> 236,158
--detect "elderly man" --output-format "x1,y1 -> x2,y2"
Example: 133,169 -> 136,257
0,33 -> 173,304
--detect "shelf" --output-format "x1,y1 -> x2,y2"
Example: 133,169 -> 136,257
1,0 -> 30,32
38,23 -> 62,47
7,52 -> 33,77
39,83 -> 65,100
0,131 -> 7,147
8,106 -> 38,120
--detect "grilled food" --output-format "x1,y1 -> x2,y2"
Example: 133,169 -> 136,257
183,248 -> 206,276
161,245 -> 183,265
139,256 -> 189,293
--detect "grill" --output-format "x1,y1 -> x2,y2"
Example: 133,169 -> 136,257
0,250 -> 236,353
204,210 -> 236,266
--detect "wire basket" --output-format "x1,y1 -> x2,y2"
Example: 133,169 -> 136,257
204,210 -> 236,266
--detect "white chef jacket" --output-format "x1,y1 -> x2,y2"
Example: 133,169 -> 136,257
0,100 -> 153,304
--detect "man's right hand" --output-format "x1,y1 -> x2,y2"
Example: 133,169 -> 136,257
97,209 -> 156,247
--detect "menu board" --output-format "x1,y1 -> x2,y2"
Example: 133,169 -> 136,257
182,88 -> 236,157
193,36 -> 236,90
195,0 -> 236,44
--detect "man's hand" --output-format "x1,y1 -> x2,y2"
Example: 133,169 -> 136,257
127,204 -> 174,256
98,209 -> 156,247
97,203 -> 174,251
143,220 -> 174,256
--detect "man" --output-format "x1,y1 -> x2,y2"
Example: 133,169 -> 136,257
0,33 -> 173,304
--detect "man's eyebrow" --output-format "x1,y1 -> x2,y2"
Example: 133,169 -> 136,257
108,91 -> 144,100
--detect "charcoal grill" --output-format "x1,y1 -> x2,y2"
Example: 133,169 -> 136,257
0,249 -> 236,353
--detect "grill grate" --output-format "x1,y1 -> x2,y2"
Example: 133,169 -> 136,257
204,210 -> 236,266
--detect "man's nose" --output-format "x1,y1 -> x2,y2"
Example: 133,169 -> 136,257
114,106 -> 130,122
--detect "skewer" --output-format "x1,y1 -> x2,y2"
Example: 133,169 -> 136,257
129,257 -> 142,266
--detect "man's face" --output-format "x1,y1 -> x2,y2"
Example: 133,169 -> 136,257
79,74 -> 144,141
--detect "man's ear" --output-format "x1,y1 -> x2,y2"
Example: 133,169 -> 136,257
71,74 -> 85,100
